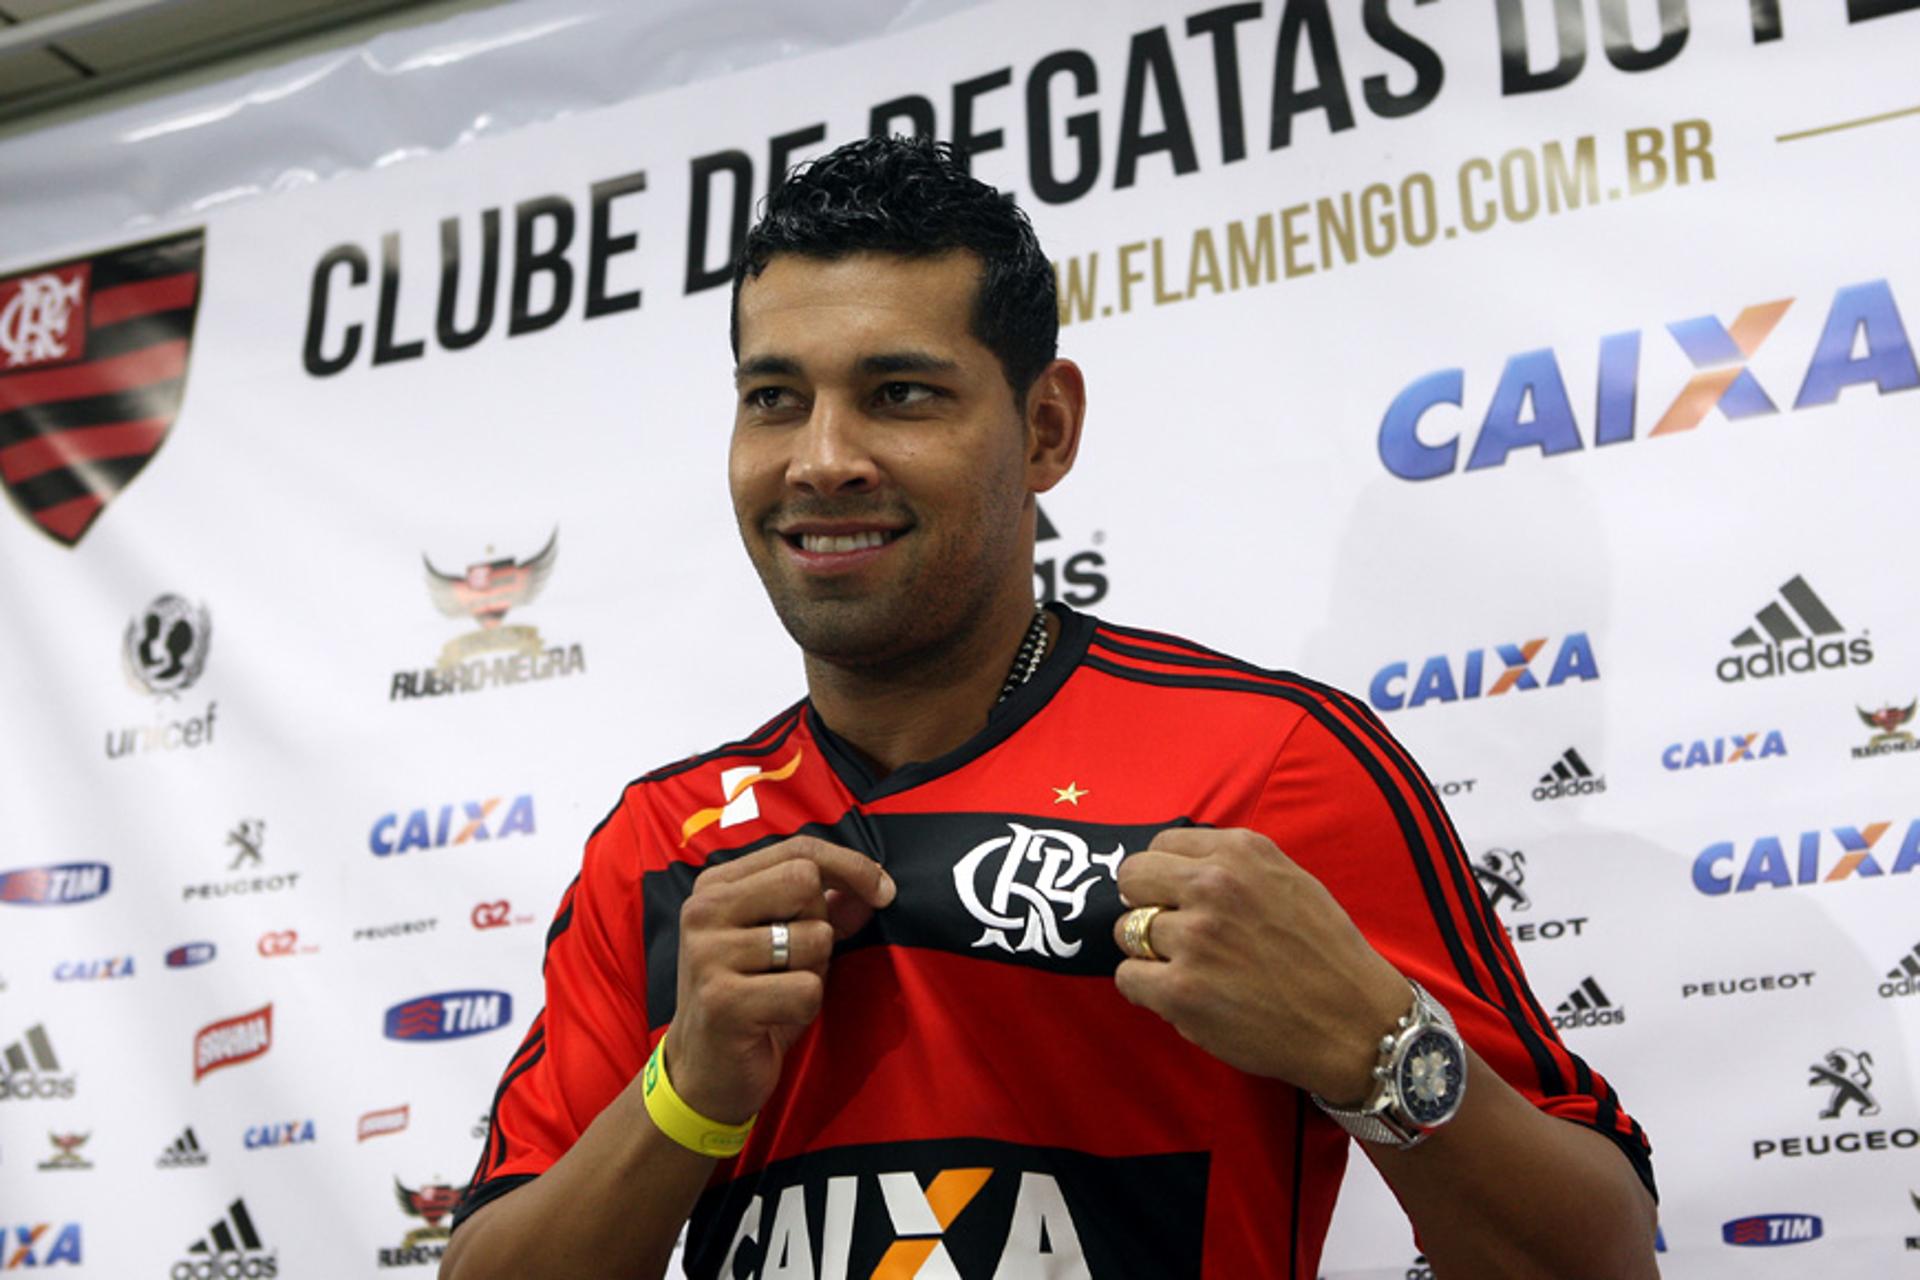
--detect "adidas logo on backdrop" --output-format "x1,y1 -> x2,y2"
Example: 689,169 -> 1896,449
175,1199 -> 277,1277
159,1126 -> 209,1168
1532,748 -> 1606,802
0,1023 -> 76,1099
1882,942 -> 1920,999
1717,575 -> 1872,683
1553,977 -> 1625,1029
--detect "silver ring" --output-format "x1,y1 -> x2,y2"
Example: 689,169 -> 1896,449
769,922 -> 791,971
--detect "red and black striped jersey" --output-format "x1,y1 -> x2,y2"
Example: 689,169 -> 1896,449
455,605 -> 1653,1278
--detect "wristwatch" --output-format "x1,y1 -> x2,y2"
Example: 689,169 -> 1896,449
1311,980 -> 1467,1149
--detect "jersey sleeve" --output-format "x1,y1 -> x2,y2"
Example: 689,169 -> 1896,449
1249,692 -> 1656,1200
453,791 -> 657,1229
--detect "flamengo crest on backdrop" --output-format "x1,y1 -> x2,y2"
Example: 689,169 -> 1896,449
0,231 -> 204,545
391,531 -> 585,700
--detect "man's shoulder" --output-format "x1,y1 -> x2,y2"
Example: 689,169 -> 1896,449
1077,612 -> 1360,725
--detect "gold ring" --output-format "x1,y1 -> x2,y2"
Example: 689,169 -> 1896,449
1120,905 -> 1165,962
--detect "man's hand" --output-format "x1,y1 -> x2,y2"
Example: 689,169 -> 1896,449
1112,826 -> 1411,1103
667,835 -> 895,1125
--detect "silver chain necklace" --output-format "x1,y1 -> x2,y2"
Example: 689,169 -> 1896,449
995,608 -> 1051,705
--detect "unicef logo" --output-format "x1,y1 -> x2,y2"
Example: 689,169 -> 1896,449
953,823 -> 1124,959
123,594 -> 212,696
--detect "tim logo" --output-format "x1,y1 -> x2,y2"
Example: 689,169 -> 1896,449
1379,279 -> 1919,481
383,990 -> 511,1042
193,1004 -> 272,1082
0,862 -> 110,906
679,749 -> 804,846
369,795 -> 535,856
1367,634 -> 1598,711
1809,1048 -> 1878,1119
1723,1214 -> 1822,1247
0,1223 -> 83,1267
1693,819 -> 1920,895
165,941 -> 216,968
0,232 -> 206,545
955,823 -> 1124,959
1472,848 -> 1529,911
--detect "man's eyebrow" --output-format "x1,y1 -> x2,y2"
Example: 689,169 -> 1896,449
734,355 -> 803,385
859,351 -> 961,377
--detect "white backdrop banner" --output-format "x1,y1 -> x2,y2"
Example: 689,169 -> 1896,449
2,1 -> 1918,1277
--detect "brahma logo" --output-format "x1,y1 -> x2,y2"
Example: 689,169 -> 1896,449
1379,279 -> 1919,481
383,990 -> 511,1042
680,749 -> 805,846
0,1223 -> 82,1267
0,231 -> 205,546
194,1004 -> 272,1082
1368,634 -> 1598,711
369,795 -> 535,856
1723,1214 -> 1821,1247
0,862 -> 109,906
166,941 -> 217,969
1692,819 -> 1920,895
1663,730 -> 1786,770
358,1105 -> 409,1142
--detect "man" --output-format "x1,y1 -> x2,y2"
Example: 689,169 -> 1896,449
442,135 -> 1657,1279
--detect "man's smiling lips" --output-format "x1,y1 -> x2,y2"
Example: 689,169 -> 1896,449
774,521 -> 911,573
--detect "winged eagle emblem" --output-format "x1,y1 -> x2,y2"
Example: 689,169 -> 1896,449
394,1177 -> 467,1249
1858,700 -> 1917,743
423,530 -> 558,629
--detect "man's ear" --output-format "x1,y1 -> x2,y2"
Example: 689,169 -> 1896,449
1024,358 -> 1086,494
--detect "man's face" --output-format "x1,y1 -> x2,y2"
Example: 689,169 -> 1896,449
729,250 -> 1031,669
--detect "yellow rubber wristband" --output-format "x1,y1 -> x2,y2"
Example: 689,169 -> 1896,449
642,1033 -> 755,1158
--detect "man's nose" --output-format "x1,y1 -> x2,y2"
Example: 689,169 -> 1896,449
786,395 -> 880,494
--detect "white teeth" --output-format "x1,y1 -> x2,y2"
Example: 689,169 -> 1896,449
800,530 -> 891,553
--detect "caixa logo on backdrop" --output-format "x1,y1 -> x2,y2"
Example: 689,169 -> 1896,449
1368,633 -> 1598,711
1377,279 -> 1918,480
370,795 -> 535,856
384,990 -> 512,1042
1662,730 -> 1786,771
0,1223 -> 82,1267
0,861 -> 109,906
1692,819 -> 1920,895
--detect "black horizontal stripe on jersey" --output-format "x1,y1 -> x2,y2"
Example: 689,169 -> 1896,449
8,454 -> 148,513
640,701 -> 806,784
1081,648 -> 1571,1104
86,230 -> 204,291
0,379 -> 186,448
1089,629 -> 1577,1085
639,810 -> 1188,1030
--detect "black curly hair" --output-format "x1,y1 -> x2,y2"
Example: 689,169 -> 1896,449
730,135 -> 1058,402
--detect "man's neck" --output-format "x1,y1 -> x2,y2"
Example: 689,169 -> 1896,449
804,602 -> 1056,777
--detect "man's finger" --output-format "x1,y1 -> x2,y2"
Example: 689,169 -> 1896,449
1115,849 -> 1205,909
720,970 -> 827,1029
1112,956 -> 1178,1015
718,919 -> 836,975
823,887 -> 879,941
1112,903 -> 1186,961
698,835 -> 895,908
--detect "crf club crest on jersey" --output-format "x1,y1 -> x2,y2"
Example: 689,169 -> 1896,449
0,230 -> 205,546
686,1137 -> 1207,1279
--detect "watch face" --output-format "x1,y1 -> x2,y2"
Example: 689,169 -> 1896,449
1397,1029 -> 1466,1126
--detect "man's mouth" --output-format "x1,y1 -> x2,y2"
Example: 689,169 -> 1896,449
788,529 -> 904,554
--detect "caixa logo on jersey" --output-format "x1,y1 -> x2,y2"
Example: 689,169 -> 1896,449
1723,1214 -> 1822,1247
1368,634 -> 1597,711
0,861 -> 110,906
1693,818 -> 1920,895
688,1138 -> 1205,1279
1377,279 -> 1918,482
369,795 -> 535,856
384,990 -> 512,1042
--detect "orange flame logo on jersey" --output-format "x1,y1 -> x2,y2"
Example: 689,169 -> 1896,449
679,749 -> 805,846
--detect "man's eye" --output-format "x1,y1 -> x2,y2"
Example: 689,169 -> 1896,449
744,387 -> 792,410
878,382 -> 935,406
